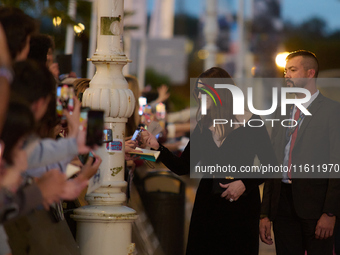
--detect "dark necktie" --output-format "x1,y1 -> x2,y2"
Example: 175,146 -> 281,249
288,108 -> 301,179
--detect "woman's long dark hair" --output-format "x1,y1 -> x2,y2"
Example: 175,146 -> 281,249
125,75 -> 140,137
1,100 -> 35,165
194,67 -> 238,142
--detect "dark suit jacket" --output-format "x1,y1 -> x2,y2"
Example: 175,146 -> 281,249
261,93 -> 340,220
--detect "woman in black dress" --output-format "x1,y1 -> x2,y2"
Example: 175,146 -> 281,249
141,67 -> 277,255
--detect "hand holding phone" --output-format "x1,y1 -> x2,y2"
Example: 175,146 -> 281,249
79,152 -> 102,180
139,127 -> 160,150
131,128 -> 142,141
63,98 -> 81,138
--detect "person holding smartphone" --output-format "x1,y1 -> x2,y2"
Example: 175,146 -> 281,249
141,67 -> 277,255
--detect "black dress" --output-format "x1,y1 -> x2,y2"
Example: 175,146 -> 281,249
158,115 -> 277,255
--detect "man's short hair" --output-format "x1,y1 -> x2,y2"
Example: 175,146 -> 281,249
0,7 -> 37,60
11,60 -> 55,105
286,50 -> 319,78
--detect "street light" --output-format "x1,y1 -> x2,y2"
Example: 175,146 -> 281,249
198,49 -> 209,60
74,23 -> 85,34
53,16 -> 62,27
275,52 -> 289,68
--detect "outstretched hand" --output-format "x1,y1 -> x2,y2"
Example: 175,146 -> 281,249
1,148 -> 27,192
61,176 -> 88,201
63,98 -> 81,138
78,152 -> 102,180
140,128 -> 159,149
64,99 -> 97,154
156,84 -> 170,103
125,140 -> 142,161
36,169 -> 66,210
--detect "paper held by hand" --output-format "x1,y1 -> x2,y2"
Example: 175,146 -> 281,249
65,164 -> 81,179
128,147 -> 160,162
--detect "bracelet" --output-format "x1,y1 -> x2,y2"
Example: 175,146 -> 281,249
0,66 -> 14,84
326,212 -> 335,217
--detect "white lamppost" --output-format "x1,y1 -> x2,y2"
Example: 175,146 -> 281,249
72,0 -> 137,254
65,0 -> 77,54
86,0 -> 97,79
203,0 -> 219,70
235,0 -> 245,79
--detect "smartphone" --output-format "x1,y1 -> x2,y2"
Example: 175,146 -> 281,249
56,54 -> 72,75
138,97 -> 147,115
131,128 -> 141,141
103,129 -> 113,143
56,84 -> 75,117
86,110 -> 104,146
79,107 -> 90,131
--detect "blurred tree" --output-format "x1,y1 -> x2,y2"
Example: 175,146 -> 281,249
145,68 -> 171,90
283,17 -> 340,72
172,14 -> 202,110
174,14 -> 199,40
0,0 -> 77,26
0,0 -> 140,78
144,68 -> 190,111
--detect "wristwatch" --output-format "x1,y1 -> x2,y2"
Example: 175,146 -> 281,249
326,212 -> 335,217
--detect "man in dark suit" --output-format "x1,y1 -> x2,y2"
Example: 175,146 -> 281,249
259,50 -> 340,255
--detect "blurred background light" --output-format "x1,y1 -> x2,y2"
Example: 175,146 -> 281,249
275,52 -> 290,68
52,16 -> 62,27
74,23 -> 85,34
197,49 -> 209,60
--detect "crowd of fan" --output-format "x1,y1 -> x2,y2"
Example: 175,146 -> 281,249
0,6 -> 191,255
0,7 -> 104,255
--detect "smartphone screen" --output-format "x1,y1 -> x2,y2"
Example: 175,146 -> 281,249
86,110 -> 104,146
138,97 -> 147,115
103,129 -> 113,143
56,84 -> 75,117
80,107 -> 90,123
131,129 -> 141,141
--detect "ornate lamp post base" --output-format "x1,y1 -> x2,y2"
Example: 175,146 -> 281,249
74,205 -> 136,255
72,1 -> 137,254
